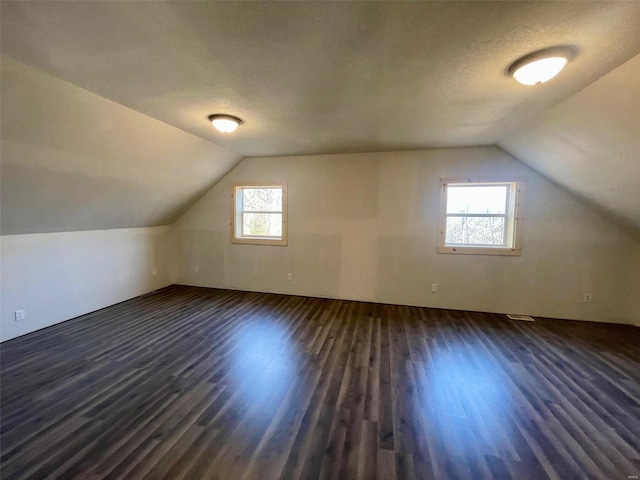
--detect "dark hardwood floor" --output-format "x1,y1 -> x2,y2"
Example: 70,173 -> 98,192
1,285 -> 639,480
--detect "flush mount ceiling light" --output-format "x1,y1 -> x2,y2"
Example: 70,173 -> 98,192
208,114 -> 242,133
508,46 -> 576,86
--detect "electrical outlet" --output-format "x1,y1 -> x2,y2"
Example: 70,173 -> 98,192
584,293 -> 592,303
287,273 -> 293,281
193,266 -> 199,274
15,310 -> 26,322
432,283 -> 438,293
152,268 -> 158,276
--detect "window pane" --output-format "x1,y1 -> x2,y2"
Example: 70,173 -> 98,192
446,216 -> 505,245
447,185 -> 507,214
242,213 -> 282,237
242,188 -> 282,212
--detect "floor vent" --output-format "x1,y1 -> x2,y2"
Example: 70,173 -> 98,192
507,314 -> 535,322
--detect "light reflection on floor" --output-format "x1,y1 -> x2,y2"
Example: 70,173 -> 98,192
226,316 -> 300,423
421,338 -> 518,462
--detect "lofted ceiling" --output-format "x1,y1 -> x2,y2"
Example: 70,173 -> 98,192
1,1 -> 639,236
0,58 -> 240,235
2,1 -> 640,157
500,53 -> 640,238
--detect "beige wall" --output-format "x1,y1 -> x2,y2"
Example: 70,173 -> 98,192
0,226 -> 177,341
175,147 -> 639,325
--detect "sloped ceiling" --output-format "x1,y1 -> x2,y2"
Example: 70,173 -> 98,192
1,1 -> 640,236
0,58 -> 240,235
3,1 -> 640,157
500,54 -> 640,238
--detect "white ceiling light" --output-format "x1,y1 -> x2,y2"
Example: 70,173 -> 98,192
208,114 -> 242,133
508,47 -> 576,86
512,57 -> 567,85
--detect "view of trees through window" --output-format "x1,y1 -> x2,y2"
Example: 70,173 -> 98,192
445,185 -> 508,246
242,187 -> 283,237
446,215 -> 505,245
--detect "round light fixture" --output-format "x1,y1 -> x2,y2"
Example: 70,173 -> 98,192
208,114 -> 242,133
508,47 -> 576,86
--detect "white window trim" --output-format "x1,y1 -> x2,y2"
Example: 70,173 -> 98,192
437,178 -> 524,256
230,182 -> 288,246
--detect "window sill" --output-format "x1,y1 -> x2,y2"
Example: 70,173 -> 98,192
231,237 -> 287,246
437,246 -> 521,256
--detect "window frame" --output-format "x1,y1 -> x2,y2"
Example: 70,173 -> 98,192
437,178 -> 523,256
230,182 -> 288,246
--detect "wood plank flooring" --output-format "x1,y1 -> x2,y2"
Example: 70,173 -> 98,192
1,285 -> 639,480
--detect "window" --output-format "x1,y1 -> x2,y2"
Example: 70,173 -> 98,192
438,179 -> 522,255
231,183 -> 287,245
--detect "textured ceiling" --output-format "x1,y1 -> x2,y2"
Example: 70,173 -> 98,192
3,1 -> 640,157
2,1 -> 640,237
500,54 -> 640,239
1,58 -> 240,235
